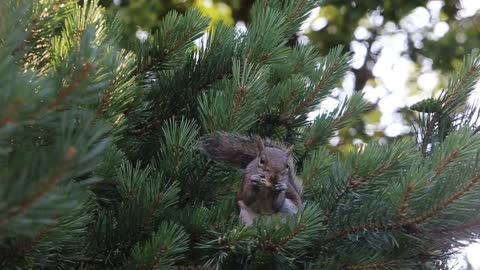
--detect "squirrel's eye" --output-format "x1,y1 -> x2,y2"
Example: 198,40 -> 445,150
286,164 -> 290,170
260,156 -> 265,164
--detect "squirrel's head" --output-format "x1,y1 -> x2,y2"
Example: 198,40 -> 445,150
255,137 -> 293,184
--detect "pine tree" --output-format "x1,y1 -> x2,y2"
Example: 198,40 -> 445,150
1,0 -> 480,269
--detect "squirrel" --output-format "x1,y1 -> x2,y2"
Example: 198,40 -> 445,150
197,132 -> 302,225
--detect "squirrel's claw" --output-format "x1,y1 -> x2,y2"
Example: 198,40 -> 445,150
274,183 -> 287,193
251,174 -> 267,186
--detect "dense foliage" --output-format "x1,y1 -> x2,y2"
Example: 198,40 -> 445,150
1,0 -> 480,269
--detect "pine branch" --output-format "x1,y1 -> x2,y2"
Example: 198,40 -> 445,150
123,193 -> 165,251
0,99 -> 23,128
66,256 -> 104,263
285,0 -> 309,23
94,162 -> 181,265
423,129 -> 479,183
231,84 -> 248,117
36,62 -> 93,117
301,147 -> 333,187
342,258 -> 427,270
276,224 -> 307,249
198,61 -> 267,133
421,113 -> 440,155
432,218 -> 480,235
241,2 -> 289,65
410,174 -> 480,225
303,93 -> 371,149
130,222 -> 189,270
136,9 -> 209,73
181,160 -> 214,205
327,161 -> 396,218
158,117 -> 199,180
255,223 -> 309,254
95,50 -> 137,122
197,225 -> 254,267
144,247 -> 167,270
177,266 -> 214,270
283,47 -> 350,120
433,150 -> 460,179
250,203 -> 324,266
96,85 -> 119,121
326,222 -> 401,242
343,262 -> 388,270
16,217 -> 58,256
0,220 -> 57,267
268,45 -> 320,88
0,147 -> 77,226
128,25 -> 235,139
280,0 -> 318,39
8,0 -> 74,71
137,24 -> 201,74
441,64 -> 480,114
397,183 -> 414,222
326,173 -> 480,241
127,119 -> 164,136
419,50 -> 480,154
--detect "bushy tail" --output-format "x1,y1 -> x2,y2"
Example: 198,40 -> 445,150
197,132 -> 296,168
292,176 -> 304,196
197,132 -> 258,169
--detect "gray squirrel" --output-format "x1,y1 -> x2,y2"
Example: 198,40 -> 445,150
197,132 -> 303,225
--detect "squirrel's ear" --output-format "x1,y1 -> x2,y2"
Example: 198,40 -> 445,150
286,145 -> 294,156
255,136 -> 265,155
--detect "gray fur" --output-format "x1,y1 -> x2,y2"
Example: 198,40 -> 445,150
197,132 -> 304,225
197,132 -> 303,196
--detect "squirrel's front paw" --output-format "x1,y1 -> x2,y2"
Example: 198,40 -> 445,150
274,183 -> 287,193
251,174 -> 267,186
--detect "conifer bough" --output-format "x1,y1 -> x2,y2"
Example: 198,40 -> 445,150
0,0 -> 480,269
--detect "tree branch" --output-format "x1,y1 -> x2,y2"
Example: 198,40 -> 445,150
144,246 -> 168,270
397,183 -> 414,222
137,25 -> 199,74
410,174 -> 480,225
123,193 -> 165,252
326,162 -> 395,218
421,65 -> 479,155
326,222 -> 401,242
433,150 -> 460,179
326,174 -> 480,241
432,218 -> 480,236
0,146 -> 77,225
343,261 -> 388,270
17,216 -> 59,255
283,59 -> 341,120
36,62 -> 93,117
285,0 -> 308,23
0,99 -> 24,129
277,224 -> 306,249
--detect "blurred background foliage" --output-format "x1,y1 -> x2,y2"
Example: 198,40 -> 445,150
97,0 -> 480,152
